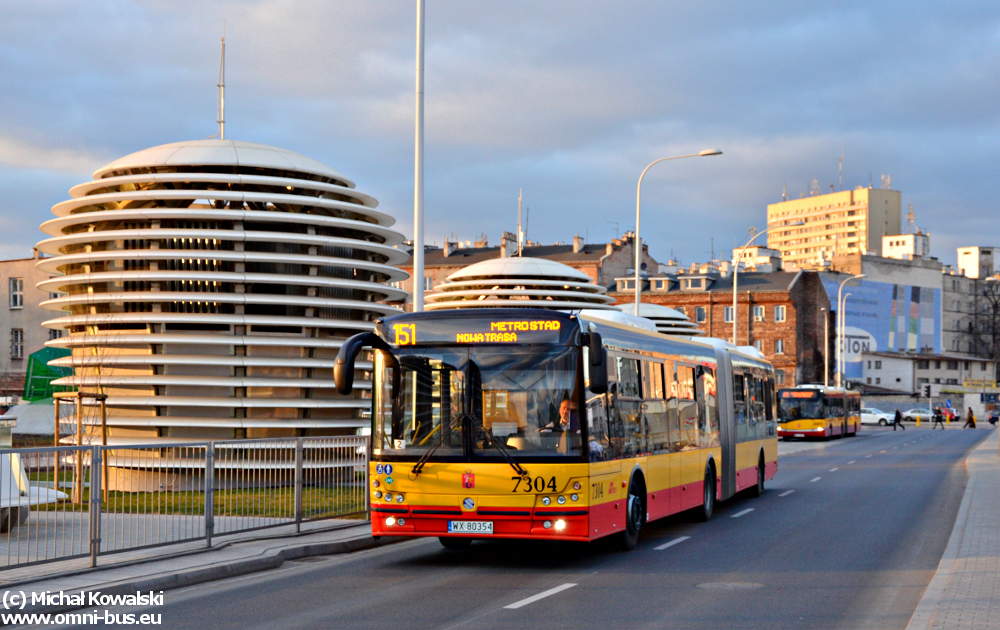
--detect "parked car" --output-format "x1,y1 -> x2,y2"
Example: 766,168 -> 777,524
988,409 -> 999,426
861,407 -> 893,426
903,408 -> 933,423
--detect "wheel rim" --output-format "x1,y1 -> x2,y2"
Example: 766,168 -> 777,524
628,488 -> 642,531
704,475 -> 713,513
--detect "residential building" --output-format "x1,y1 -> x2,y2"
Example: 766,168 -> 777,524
767,187 -> 902,269
862,351 -> 997,394
942,269 -> 980,355
883,232 -> 931,260
957,246 -> 996,279
395,232 -> 658,307
0,253 -> 59,396
734,246 -> 783,272
608,270 -> 830,387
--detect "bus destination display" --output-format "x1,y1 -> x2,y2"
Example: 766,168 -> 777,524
389,319 -> 563,346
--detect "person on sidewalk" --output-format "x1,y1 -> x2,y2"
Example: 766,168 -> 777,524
893,408 -> 906,431
932,406 -> 946,430
963,407 -> 976,429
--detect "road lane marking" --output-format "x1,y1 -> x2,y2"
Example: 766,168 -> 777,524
810,477 -> 822,483
880,450 -> 887,453
893,447 -> 898,450
779,490 -> 795,497
865,455 -> 872,458
504,583 -> 578,609
830,468 -> 839,472
655,536 -> 690,551
848,461 -> 856,464
731,509 -> 754,518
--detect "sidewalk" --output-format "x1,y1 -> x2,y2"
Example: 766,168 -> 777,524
4,521 -> 401,615
907,427 -> 1000,630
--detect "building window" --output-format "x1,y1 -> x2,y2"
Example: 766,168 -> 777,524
867,377 -> 872,384
774,305 -> 786,322
9,278 -> 23,309
775,369 -> 785,385
946,378 -> 958,385
983,362 -> 989,371
10,329 -> 23,360
934,378 -> 941,384
423,276 -> 433,291
867,360 -> 871,369
917,377 -> 929,385
875,377 -> 881,384
934,361 -> 941,369
724,306 -> 734,323
947,361 -> 958,370
754,339 -> 763,351
752,305 -> 764,321
695,306 -> 706,323
917,360 -> 929,370
775,339 -> 785,354
48,329 -> 64,341
875,360 -> 881,369
676,307 -> 686,316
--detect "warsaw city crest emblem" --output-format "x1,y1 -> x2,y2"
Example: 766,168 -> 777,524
462,470 -> 475,489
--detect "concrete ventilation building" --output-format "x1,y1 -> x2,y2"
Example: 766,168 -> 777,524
767,187 -> 902,269
36,139 -> 408,445
615,303 -> 705,336
424,257 -> 616,311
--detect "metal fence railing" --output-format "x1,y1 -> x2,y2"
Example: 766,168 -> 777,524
0,436 -> 368,571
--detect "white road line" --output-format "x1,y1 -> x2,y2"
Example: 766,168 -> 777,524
504,583 -> 578,609
880,450 -> 887,453
830,468 -> 839,472
779,490 -> 795,497
848,461 -> 856,464
810,477 -> 822,483
731,509 -> 754,518
865,455 -> 872,458
893,447 -> 898,450
654,535 -> 691,551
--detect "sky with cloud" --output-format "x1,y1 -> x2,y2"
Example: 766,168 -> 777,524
2,1 -> 998,267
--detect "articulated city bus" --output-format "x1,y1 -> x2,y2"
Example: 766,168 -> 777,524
335,308 -> 777,550
776,386 -> 861,440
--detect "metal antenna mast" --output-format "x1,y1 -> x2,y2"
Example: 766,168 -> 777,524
217,25 -> 225,140
838,144 -> 843,190
517,189 -> 523,256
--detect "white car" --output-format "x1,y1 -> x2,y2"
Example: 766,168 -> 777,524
861,407 -> 892,426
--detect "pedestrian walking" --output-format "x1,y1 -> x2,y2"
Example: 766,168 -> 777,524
932,406 -> 945,430
963,407 -> 976,429
893,408 -> 906,431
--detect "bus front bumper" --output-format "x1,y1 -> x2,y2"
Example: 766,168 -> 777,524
371,505 -> 591,541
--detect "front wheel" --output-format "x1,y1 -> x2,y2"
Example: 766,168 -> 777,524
694,468 -> 716,522
878,419 -> 887,426
616,476 -> 644,551
439,537 -> 472,550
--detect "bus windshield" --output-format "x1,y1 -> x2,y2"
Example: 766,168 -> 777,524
778,396 -> 824,421
373,346 -> 582,458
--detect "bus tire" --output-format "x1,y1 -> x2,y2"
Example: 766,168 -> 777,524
616,474 -> 645,551
694,467 -> 715,522
439,537 -> 472,550
750,453 -> 765,497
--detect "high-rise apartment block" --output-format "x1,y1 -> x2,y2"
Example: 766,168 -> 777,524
957,246 -> 996,279
767,188 -> 902,269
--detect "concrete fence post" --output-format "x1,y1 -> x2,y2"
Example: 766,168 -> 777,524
294,438 -> 304,533
205,442 -> 215,548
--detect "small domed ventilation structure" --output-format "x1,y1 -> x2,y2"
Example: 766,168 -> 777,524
425,257 -> 616,311
617,303 -> 706,336
36,139 -> 408,443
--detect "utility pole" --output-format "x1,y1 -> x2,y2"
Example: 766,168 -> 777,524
412,0 -> 426,311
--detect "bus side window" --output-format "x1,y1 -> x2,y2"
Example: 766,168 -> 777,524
676,365 -> 697,450
616,357 -> 643,458
696,367 -> 719,448
644,362 -> 669,453
733,373 -> 746,442
664,360 -> 679,453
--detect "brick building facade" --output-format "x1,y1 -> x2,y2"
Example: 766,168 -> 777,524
610,270 -> 830,387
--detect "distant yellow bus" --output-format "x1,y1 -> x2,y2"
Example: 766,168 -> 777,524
777,386 -> 861,440
336,308 -> 778,550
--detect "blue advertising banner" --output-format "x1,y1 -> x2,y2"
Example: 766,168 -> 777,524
821,277 -> 941,379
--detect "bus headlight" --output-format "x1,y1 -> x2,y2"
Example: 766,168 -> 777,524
372,480 -> 380,488
571,494 -> 579,501
554,520 -> 566,531
557,496 -> 566,504
375,491 -> 383,499
396,494 -> 404,503
384,493 -> 393,502
397,518 -> 405,526
541,497 -> 551,506
573,482 -> 582,490
543,520 -> 552,529
385,517 -> 396,527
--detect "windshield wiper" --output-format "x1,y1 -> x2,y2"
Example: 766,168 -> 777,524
464,412 -> 529,478
410,443 -> 440,477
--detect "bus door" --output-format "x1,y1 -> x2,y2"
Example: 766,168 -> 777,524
713,348 -> 737,501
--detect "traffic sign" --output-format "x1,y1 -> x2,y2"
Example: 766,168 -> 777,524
945,399 -> 952,408
981,393 -> 1000,404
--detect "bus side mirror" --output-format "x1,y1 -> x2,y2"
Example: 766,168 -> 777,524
335,332 -> 398,395
584,332 -> 608,394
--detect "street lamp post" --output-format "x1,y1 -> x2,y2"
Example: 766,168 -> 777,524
821,307 -> 829,387
634,149 -> 722,315
840,292 -> 852,387
835,273 -> 865,387
412,0 -> 426,311
730,221 -> 803,344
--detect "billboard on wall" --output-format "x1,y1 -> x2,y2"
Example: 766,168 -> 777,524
821,277 -> 941,380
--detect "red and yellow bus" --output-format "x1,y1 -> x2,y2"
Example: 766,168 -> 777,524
335,308 -> 778,550
777,386 -> 861,440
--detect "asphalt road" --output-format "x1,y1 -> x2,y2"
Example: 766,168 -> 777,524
64,427 -> 990,630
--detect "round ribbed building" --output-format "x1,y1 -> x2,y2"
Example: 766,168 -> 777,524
425,257 -> 616,311
36,139 -> 408,445
617,303 -> 705,336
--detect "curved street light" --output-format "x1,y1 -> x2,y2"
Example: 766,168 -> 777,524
836,274 -> 865,387
634,149 -> 722,315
